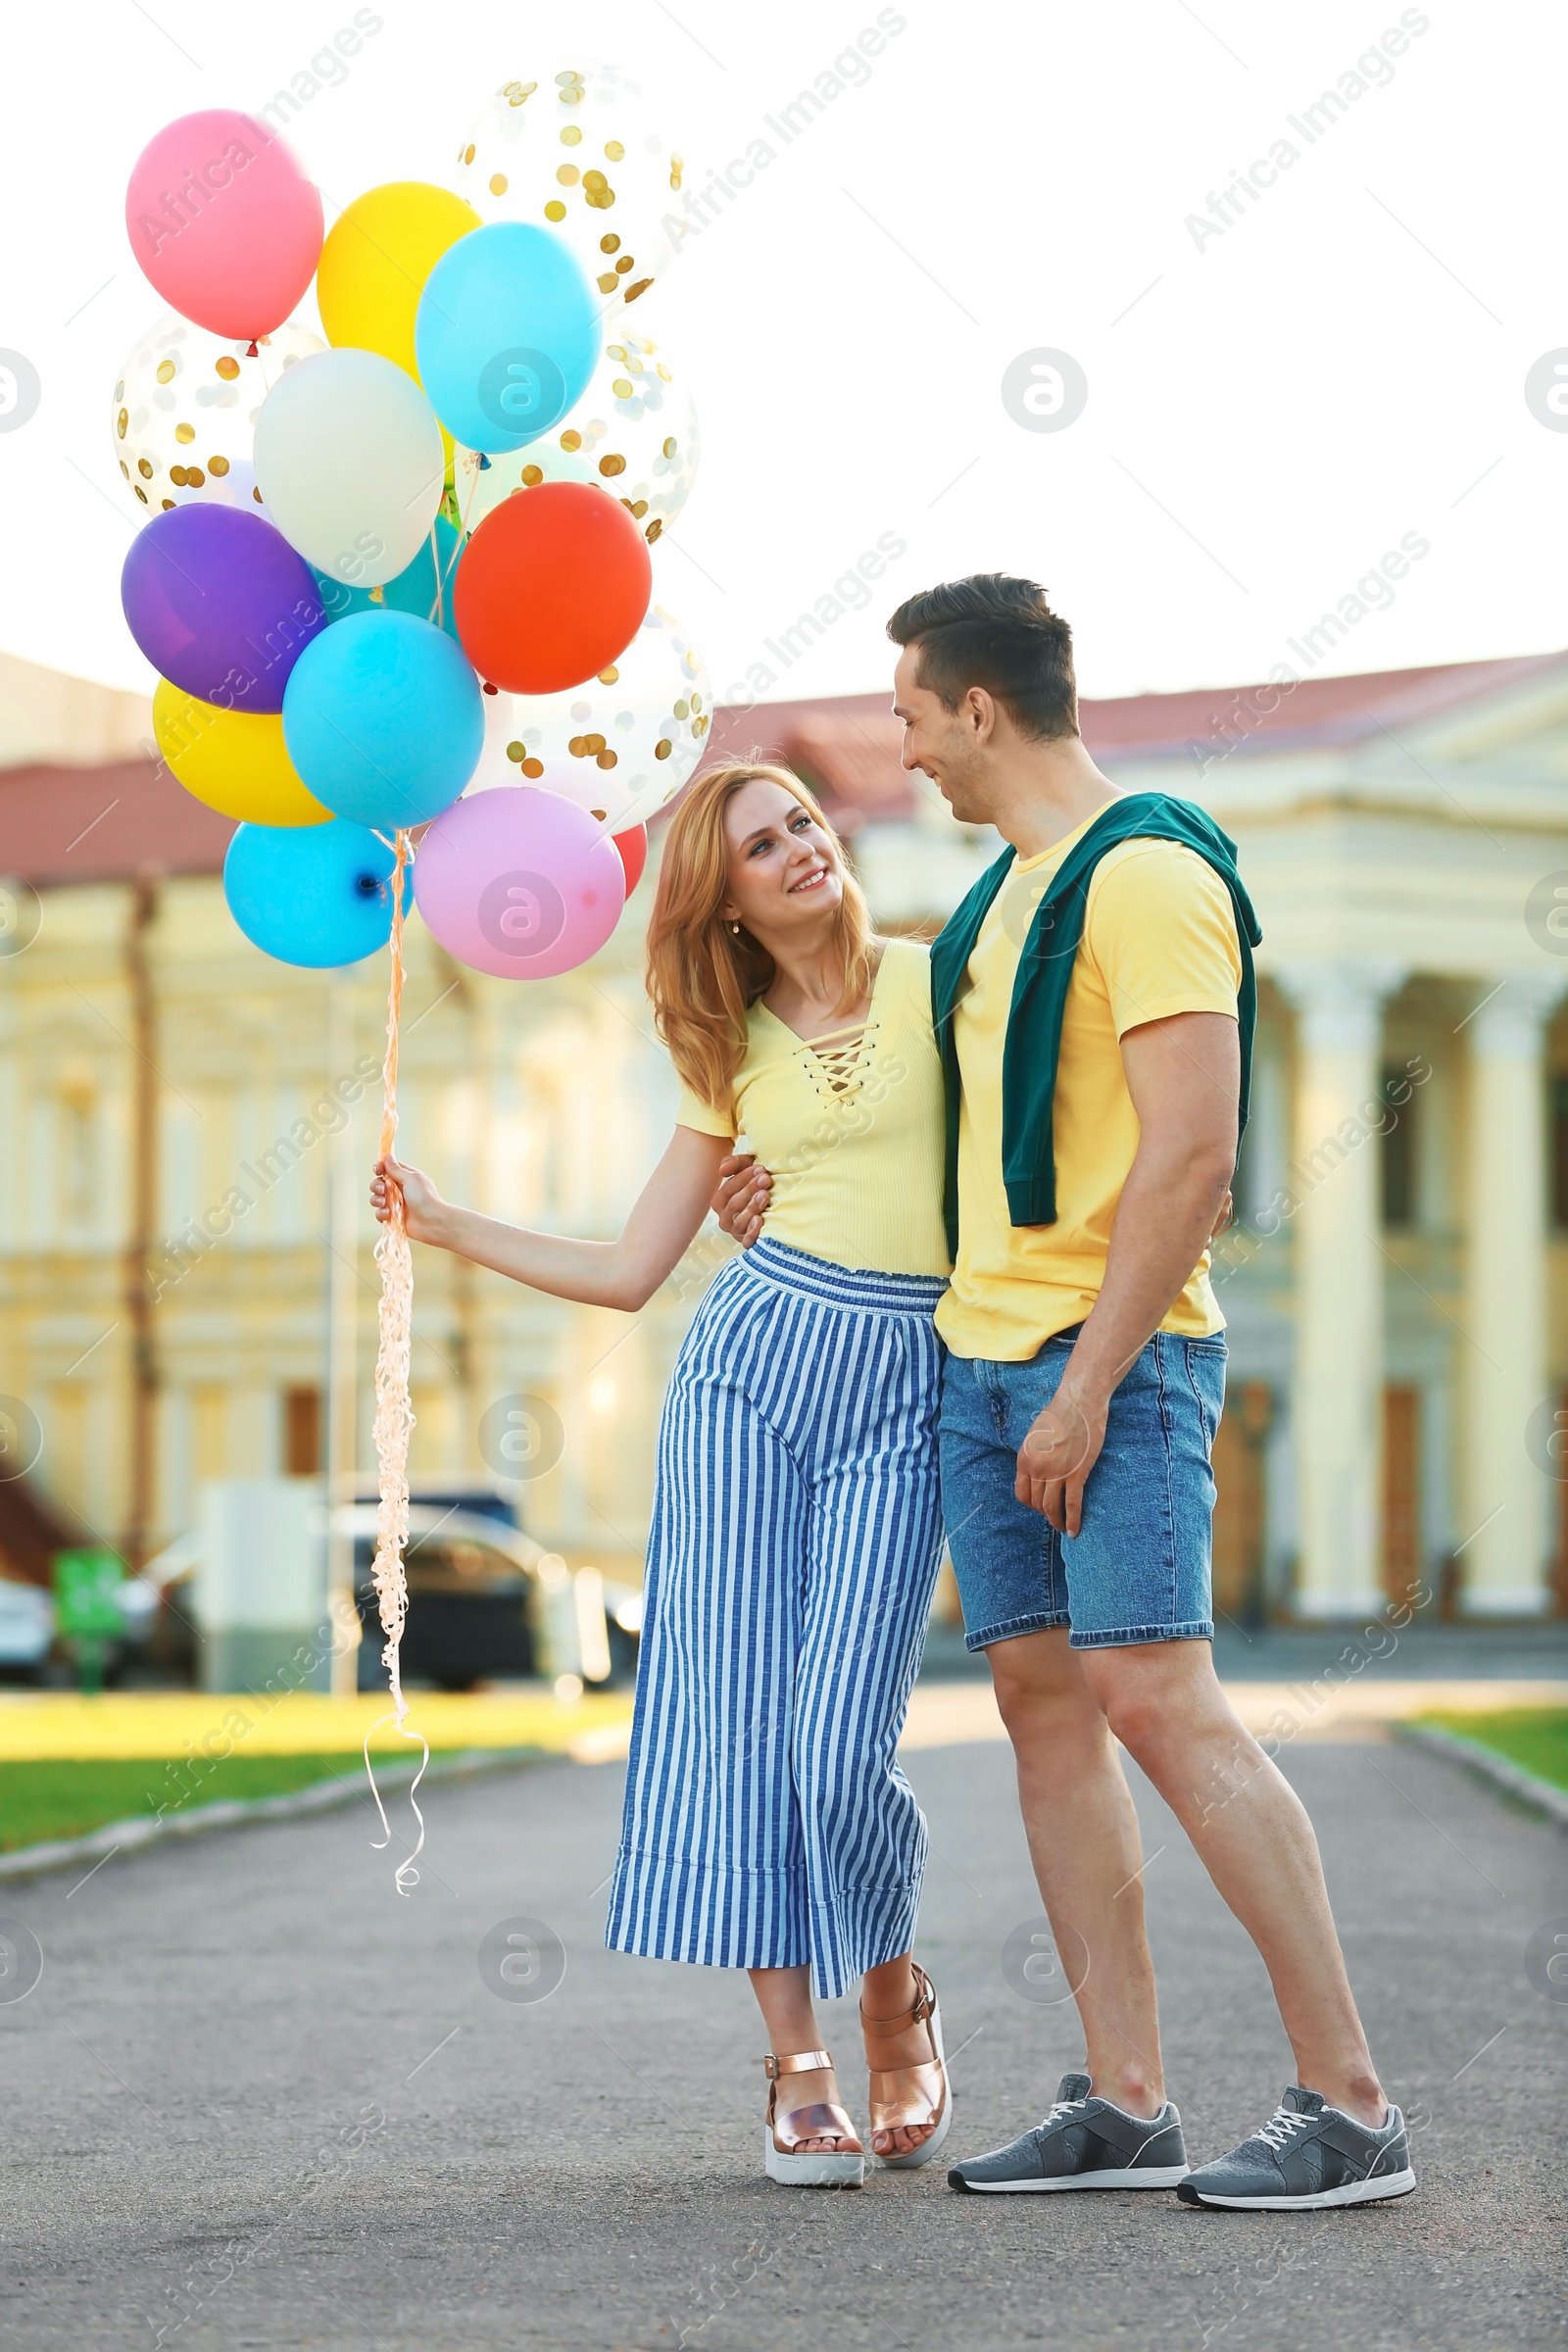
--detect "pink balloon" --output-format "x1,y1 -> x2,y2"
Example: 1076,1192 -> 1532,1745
414,787 -> 625,979
125,111 -> 323,342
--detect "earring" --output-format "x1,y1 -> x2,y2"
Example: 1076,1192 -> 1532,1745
729,921 -> 741,935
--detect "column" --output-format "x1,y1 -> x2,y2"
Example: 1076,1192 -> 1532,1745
1274,961 -> 1406,1617
1460,976 -> 1565,1615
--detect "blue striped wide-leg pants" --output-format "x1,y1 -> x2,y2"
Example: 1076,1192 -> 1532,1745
606,1238 -> 947,1999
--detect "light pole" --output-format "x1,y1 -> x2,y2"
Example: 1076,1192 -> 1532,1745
122,865 -> 162,1569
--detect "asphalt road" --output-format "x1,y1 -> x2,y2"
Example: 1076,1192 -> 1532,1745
2,1724 -> 1565,2350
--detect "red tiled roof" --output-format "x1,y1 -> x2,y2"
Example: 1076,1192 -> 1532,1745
6,651 -> 1563,884
1077,652 -> 1567,760
704,693 -> 911,829
0,758 -> 234,888
701,652 -> 1568,825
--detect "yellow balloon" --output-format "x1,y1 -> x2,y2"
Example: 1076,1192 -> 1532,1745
153,680 -> 330,827
318,182 -> 482,383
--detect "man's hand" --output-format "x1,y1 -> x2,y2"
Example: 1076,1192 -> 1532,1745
711,1152 -> 771,1247
1013,1008 -> 1240,1534
1015,1380 -> 1109,1538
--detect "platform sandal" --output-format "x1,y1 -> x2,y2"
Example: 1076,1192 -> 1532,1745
762,2049 -> 865,2187
860,1961 -> 951,2170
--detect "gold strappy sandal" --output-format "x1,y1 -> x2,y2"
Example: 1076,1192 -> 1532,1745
861,1962 -> 951,2171
762,2049 -> 865,2187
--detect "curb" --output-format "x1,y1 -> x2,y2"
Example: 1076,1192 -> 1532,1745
1395,1723 -> 1568,1833
0,1746 -> 548,1883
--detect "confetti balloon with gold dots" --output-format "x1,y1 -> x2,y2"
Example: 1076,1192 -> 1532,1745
457,325 -> 698,551
112,313 -> 321,522
451,64 -> 685,323
466,602 -> 710,832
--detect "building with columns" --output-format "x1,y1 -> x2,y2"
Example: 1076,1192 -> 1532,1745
2,649 -> 1566,1631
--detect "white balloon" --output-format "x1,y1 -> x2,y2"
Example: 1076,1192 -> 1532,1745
457,321 -> 698,552
111,313 -> 321,522
451,62 -> 686,323
466,601 -> 711,832
253,349 -> 445,589
469,682 -> 522,789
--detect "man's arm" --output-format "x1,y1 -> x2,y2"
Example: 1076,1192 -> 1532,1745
1015,1009 -> 1239,1534
711,1152 -> 770,1245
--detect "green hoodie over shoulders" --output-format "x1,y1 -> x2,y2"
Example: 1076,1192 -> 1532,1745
929,793 -> 1262,1264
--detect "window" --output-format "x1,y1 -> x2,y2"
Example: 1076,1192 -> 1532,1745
1380,1067 -> 1417,1228
1211,1381 -> 1273,1625
57,1062 -> 100,1227
1552,1076 -> 1568,1230
1382,1385 -> 1422,1605
283,1386 -> 321,1477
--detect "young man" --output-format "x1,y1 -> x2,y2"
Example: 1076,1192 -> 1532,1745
719,574 -> 1412,2211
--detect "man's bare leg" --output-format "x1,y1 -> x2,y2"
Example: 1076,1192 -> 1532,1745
1076,1638 -> 1385,2125
988,1628 -> 1166,2117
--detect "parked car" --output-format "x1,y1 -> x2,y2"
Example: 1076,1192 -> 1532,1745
337,1504 -> 642,1693
0,1574 -> 161,1687
0,1578 -> 54,1684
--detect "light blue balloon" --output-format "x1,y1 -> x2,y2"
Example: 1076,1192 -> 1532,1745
223,818 -> 406,969
312,514 -> 466,642
281,610 -> 484,831
414,221 -> 599,454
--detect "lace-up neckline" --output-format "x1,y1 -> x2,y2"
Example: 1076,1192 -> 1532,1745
756,957 -> 886,1102
691,938 -> 950,1278
804,1021 -> 873,1097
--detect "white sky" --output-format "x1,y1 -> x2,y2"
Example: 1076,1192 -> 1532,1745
3,0 -> 1565,709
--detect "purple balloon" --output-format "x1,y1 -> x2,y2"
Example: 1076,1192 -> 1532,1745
122,505 -> 328,713
414,787 -> 624,979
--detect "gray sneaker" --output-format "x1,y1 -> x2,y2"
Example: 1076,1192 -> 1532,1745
1177,2086 -> 1416,2210
948,2072 -> 1189,2194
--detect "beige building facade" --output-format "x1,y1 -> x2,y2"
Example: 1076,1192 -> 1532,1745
2,650 -> 1566,1627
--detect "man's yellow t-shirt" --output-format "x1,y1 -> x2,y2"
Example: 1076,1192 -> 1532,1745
934,821 -> 1244,1361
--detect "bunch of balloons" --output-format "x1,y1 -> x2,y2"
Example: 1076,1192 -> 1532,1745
118,72 -> 705,982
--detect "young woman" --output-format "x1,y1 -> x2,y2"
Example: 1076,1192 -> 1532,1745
371,762 -> 952,2186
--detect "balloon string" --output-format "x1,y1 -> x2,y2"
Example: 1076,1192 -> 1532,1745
458,452 -> 484,531
378,832 -> 407,1164
365,832 -> 423,1893
362,1709 -> 429,1897
427,519 -> 444,632
426,459 -> 483,628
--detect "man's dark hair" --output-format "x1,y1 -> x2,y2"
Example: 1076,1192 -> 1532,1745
886,573 -> 1078,741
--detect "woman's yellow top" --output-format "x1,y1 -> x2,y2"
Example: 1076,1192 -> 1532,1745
675,936 -> 951,1278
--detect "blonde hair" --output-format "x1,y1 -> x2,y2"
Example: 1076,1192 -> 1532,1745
646,762 -> 876,1114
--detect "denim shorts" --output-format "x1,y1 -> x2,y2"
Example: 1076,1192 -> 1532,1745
940,1329 -> 1225,1650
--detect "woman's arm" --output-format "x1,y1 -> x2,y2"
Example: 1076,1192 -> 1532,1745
370,1126 -> 733,1311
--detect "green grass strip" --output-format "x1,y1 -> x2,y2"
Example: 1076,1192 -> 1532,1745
1418,1709 -> 1568,1795
0,1752 -> 371,1852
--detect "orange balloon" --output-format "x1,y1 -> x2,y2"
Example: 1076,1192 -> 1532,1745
454,482 -> 652,695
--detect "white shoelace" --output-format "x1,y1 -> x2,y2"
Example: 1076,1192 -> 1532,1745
1042,2096 -> 1090,2129
1254,2105 -> 1315,2153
